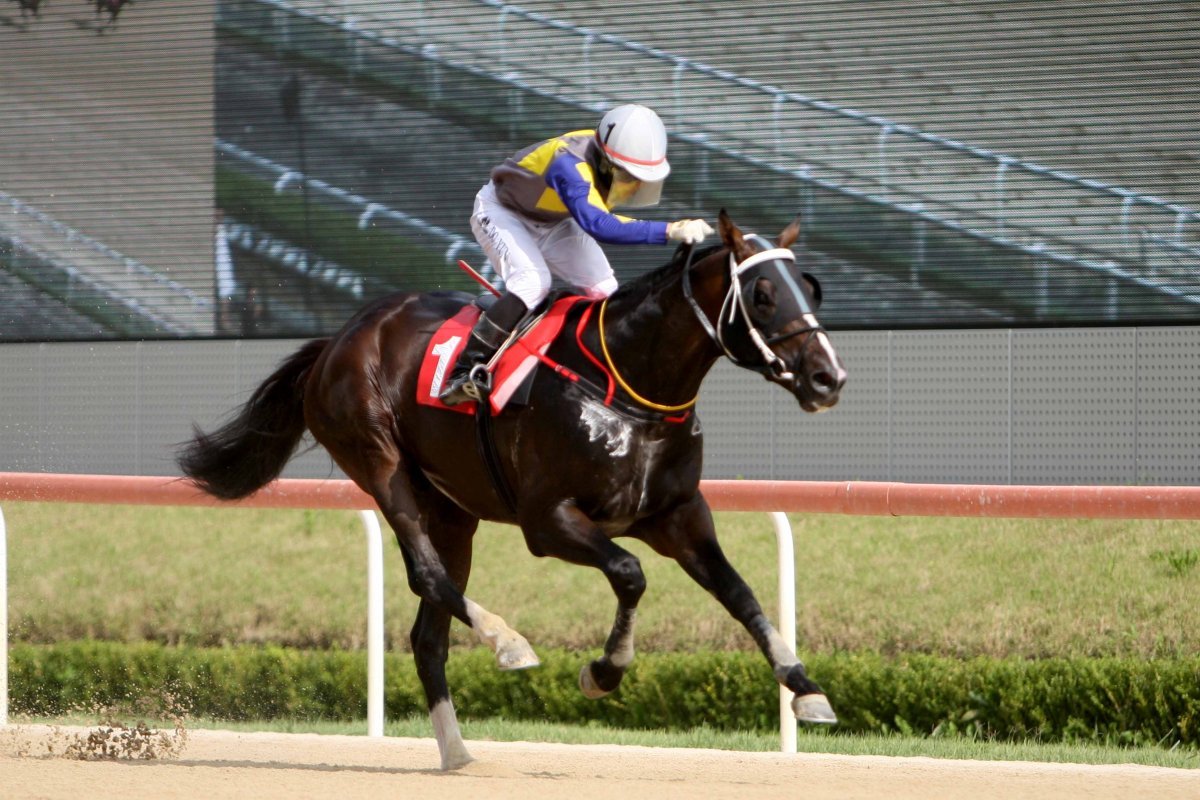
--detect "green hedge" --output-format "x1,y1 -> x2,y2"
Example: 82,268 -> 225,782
10,642 -> 1199,748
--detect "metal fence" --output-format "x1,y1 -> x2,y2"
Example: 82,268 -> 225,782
1,191 -> 210,338
217,139 -> 488,279
216,0 -> 1200,324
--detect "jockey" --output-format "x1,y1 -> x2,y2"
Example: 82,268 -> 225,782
439,103 -> 715,406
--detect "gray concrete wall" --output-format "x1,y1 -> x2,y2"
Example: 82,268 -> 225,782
2,329 -> 1197,485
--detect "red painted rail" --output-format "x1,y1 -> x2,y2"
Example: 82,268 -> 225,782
700,480 -> 1200,518
1,473 -> 1198,519
0,473 -> 373,509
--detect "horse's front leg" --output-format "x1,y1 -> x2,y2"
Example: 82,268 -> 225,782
636,496 -> 838,724
521,501 -> 647,698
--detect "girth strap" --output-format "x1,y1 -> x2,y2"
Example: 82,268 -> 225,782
473,383 -> 519,515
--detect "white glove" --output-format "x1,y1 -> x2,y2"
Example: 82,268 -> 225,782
667,219 -> 715,245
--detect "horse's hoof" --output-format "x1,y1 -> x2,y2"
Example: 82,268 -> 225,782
440,745 -> 475,771
578,663 -> 611,699
496,637 -> 540,671
792,693 -> 838,724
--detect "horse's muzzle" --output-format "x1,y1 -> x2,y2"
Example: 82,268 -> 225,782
792,361 -> 846,413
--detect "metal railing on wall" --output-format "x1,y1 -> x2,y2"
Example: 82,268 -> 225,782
217,139 -> 488,279
0,191 -> 209,337
466,0 -> 1200,270
216,0 -> 1199,321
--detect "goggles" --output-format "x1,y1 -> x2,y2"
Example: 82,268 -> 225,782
604,162 -> 664,209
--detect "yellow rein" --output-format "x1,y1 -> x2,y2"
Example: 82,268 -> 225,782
597,298 -> 698,413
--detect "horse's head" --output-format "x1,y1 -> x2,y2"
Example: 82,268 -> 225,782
707,210 -> 847,412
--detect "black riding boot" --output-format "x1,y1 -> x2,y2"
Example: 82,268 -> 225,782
439,292 -> 529,406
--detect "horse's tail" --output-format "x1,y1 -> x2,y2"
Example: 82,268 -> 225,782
177,338 -> 329,500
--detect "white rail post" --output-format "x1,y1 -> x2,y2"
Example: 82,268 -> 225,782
770,511 -> 797,753
359,510 -> 385,737
0,501 -> 383,735
1,505 -> 7,727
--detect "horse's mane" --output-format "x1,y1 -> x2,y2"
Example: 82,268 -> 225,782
613,242 -> 726,300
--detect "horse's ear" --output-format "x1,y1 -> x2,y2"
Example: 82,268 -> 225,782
777,216 -> 801,250
718,209 -> 751,260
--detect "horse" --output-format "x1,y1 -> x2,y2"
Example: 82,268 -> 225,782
90,0 -> 128,29
10,0 -> 43,20
178,209 -> 847,769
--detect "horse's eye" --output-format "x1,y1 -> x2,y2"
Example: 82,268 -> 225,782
749,279 -> 776,325
753,280 -> 775,309
801,272 -> 823,308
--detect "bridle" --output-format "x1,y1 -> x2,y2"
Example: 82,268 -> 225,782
590,236 -> 827,416
681,238 -> 825,381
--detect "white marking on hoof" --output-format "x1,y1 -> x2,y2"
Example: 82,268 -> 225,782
496,635 -> 540,671
431,699 -> 474,770
578,663 -> 611,699
465,599 -> 540,671
792,693 -> 838,724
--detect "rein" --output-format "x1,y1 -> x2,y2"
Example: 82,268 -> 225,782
582,241 -> 823,416
597,298 -> 698,414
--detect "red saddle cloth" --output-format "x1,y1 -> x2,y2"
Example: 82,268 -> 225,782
417,296 -> 583,415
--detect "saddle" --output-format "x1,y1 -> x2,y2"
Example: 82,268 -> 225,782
417,294 -> 584,416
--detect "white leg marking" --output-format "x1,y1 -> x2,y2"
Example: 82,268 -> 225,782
608,609 -> 637,669
766,628 -> 801,683
763,624 -> 837,722
465,599 -> 540,670
581,609 -> 637,699
431,698 -> 474,770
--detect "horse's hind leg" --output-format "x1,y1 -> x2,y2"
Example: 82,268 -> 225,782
352,458 -> 535,768
413,600 -> 472,769
637,496 -> 838,724
522,501 -> 647,698
409,502 -> 477,770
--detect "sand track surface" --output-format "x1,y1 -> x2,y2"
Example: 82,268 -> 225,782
2,725 -> 1198,800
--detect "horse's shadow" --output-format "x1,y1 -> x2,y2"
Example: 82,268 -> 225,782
69,16 -> 116,34
25,754 -> 448,777
0,13 -> 35,29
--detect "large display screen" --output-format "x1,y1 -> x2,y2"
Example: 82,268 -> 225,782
2,0 -> 1196,341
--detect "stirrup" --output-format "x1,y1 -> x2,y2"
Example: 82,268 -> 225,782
461,363 -> 492,401
440,363 -> 491,406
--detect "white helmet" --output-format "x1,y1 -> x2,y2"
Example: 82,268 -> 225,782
595,104 -> 671,184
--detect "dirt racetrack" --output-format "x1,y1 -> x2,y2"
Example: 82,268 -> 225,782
2,725 -> 1198,800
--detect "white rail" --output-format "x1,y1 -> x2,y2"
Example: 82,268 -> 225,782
0,507 -> 6,728
6,474 -> 1200,747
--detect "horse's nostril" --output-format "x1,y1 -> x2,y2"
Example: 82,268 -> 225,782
812,370 -> 836,394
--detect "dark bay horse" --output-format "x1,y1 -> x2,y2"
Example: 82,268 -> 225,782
10,0 -> 43,20
179,210 -> 847,769
90,0 -> 128,29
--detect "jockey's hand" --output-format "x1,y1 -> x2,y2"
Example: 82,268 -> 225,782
667,219 -> 715,245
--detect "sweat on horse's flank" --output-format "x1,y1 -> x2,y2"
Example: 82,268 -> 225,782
3,726 -> 1197,800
